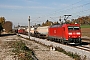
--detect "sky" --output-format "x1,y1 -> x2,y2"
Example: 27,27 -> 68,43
0,0 -> 90,26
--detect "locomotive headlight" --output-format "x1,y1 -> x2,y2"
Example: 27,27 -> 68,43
76,32 -> 80,35
68,32 -> 72,35
69,36 -> 71,37
79,36 -> 80,37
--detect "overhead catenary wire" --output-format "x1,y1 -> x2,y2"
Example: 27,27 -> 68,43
32,0 -> 90,24
56,2 -> 90,17
38,0 -> 84,20
42,0 -> 90,22
72,8 -> 90,19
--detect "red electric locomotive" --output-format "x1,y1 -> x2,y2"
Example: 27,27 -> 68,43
48,24 -> 81,44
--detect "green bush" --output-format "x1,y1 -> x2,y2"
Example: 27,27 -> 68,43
11,41 -> 33,60
55,47 -> 81,60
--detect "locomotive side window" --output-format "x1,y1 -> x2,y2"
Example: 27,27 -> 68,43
68,27 -> 73,30
74,27 -> 79,30
68,26 -> 79,30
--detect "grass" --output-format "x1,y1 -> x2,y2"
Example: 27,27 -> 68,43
7,40 -> 35,60
80,25 -> 90,28
55,47 -> 86,60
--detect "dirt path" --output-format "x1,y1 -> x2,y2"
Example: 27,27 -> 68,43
0,35 -> 18,60
0,35 -> 74,60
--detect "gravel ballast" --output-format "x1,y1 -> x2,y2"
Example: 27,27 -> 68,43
20,34 -> 90,60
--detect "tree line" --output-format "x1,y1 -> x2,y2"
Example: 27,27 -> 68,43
41,15 -> 90,26
0,15 -> 90,31
71,15 -> 90,25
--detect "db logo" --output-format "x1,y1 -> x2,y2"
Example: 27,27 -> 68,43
54,30 -> 56,33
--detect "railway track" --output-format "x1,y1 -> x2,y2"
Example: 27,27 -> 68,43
74,37 -> 90,52
20,34 -> 90,52
56,41 -> 90,52
51,41 -> 90,52
75,45 -> 90,51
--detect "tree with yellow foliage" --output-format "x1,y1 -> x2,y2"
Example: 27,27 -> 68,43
0,17 -> 5,25
0,17 -> 5,34
42,20 -> 53,26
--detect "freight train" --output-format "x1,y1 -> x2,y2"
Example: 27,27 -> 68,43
19,23 -> 82,44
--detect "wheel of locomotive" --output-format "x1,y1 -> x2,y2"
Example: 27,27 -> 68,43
47,37 -> 50,40
61,39 -> 64,44
58,39 -> 60,43
55,38 -> 57,42
58,39 -> 61,42
79,40 -> 82,45
59,39 -> 62,43
64,41 -> 68,45
52,38 -> 54,41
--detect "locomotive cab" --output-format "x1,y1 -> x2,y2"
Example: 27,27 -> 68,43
63,24 -> 81,44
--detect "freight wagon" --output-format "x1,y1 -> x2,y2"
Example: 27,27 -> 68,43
18,29 -> 26,34
34,26 -> 49,38
27,27 -> 36,36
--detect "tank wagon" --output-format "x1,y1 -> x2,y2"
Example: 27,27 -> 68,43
34,26 -> 49,38
48,24 -> 81,44
27,27 -> 36,36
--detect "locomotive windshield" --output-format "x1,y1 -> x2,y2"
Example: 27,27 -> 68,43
68,26 -> 79,30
